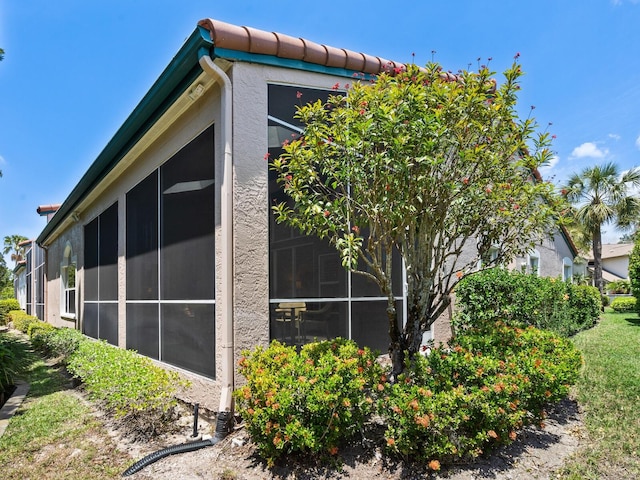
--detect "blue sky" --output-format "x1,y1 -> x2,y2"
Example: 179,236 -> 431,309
1,0 -> 639,261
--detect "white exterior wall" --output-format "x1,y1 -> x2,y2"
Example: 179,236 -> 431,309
603,256 -> 630,279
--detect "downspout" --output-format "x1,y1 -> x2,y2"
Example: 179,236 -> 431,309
198,49 -> 234,429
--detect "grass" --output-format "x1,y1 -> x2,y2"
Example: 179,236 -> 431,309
560,310 -> 640,479
0,331 -> 133,479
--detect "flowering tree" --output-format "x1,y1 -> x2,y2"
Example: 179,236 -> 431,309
271,60 -> 564,374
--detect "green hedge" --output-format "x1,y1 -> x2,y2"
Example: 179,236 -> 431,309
8,310 -> 39,333
31,326 -> 84,360
610,296 -> 636,312
67,339 -> 189,439
454,268 -> 601,336
0,298 -> 20,325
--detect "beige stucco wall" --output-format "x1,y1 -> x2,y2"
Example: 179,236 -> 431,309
229,62 -> 349,384
45,223 -> 82,330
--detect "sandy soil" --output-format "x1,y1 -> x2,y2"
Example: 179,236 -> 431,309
120,397 -> 585,480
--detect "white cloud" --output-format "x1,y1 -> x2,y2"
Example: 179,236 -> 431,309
570,142 -> 609,159
636,135 -> 640,149
609,133 -> 621,141
0,155 -> 6,166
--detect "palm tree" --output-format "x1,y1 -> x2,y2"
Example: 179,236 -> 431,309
563,162 -> 640,293
2,235 -> 28,264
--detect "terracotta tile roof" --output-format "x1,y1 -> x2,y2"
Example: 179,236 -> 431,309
36,204 -> 61,216
198,18 -> 449,77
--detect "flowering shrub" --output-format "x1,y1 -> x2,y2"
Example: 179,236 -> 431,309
454,268 -> 600,336
610,296 -> 636,312
379,322 -> 582,464
234,338 -> 382,466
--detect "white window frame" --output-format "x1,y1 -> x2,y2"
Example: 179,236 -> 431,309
562,257 -> 573,282
60,243 -> 77,318
528,249 -> 541,276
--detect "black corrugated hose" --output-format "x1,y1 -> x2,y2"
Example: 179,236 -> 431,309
121,411 -> 233,477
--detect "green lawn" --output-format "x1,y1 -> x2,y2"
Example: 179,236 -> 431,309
0,332 -> 132,479
560,310 -> 640,479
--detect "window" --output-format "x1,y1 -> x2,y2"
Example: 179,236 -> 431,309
25,246 -> 32,315
267,84 -> 404,353
126,124 -> 215,378
563,257 -> 573,282
61,243 -> 77,317
34,245 -> 45,320
83,203 -> 118,345
528,250 -> 540,276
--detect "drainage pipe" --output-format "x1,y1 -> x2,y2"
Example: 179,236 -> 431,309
121,411 -> 234,477
198,50 -> 234,418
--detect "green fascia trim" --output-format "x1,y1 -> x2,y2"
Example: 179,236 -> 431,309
37,27 -> 213,245
211,46 -> 377,81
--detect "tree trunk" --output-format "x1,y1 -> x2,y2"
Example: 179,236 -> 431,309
592,225 -> 604,295
386,293 -> 406,378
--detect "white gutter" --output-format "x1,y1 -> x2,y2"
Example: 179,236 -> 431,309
198,52 -> 234,414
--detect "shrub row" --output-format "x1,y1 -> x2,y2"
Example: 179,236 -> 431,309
8,309 -> 40,334
454,268 -> 601,336
6,313 -> 188,440
235,327 -> 582,469
67,339 -> 189,439
0,298 -> 20,325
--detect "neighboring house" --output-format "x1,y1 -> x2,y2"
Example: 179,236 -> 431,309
13,239 -> 46,320
34,18 -> 577,411
588,243 -> 634,283
513,229 -> 579,282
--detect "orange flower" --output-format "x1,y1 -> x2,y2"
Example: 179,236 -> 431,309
387,437 -> 396,446
509,431 -> 517,441
415,415 -> 430,428
408,399 -> 419,411
456,271 -> 463,279
488,430 -> 498,439
328,446 -> 338,455
428,459 -> 441,471
377,383 -> 385,391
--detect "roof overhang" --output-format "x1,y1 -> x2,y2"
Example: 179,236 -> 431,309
37,27 -> 214,245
